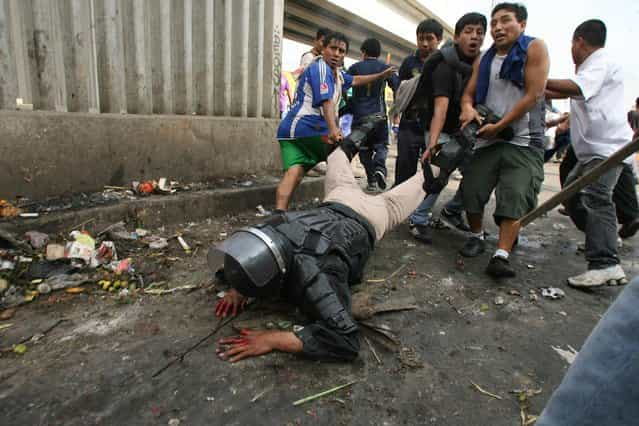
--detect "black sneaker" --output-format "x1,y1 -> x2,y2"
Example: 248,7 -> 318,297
409,221 -> 432,244
459,236 -> 485,257
485,256 -> 516,278
375,170 -> 387,190
619,218 -> 639,239
440,208 -> 470,232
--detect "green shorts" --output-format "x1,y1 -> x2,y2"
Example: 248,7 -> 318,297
462,143 -> 544,223
278,136 -> 329,171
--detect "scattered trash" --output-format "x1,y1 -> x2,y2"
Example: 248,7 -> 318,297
13,343 -> 27,355
0,278 -> 8,293
45,244 -> 66,261
0,323 -> 12,331
19,213 -> 39,218
0,200 -> 20,217
168,418 -> 180,426
44,273 -> 91,291
239,180 -> 254,187
0,308 -> 16,320
177,236 -> 191,253
480,303 -> 490,312
552,223 -> 566,231
18,256 -> 32,263
541,287 -> 565,300
494,296 -> 505,305
65,287 -> 85,294
292,381 -> 357,406
136,181 -> 155,195
109,258 -> 133,275
0,260 -> 15,270
93,241 -> 117,266
509,289 -> 522,296
558,311 -> 568,316
157,178 -> 177,194
255,205 -> 270,217
148,236 -> 169,250
36,283 -> 52,294
551,345 -> 578,365
470,380 -> 503,400
66,231 -> 96,263
526,264 -> 535,269
107,222 -> 139,241
24,231 -> 49,249
135,228 -> 149,237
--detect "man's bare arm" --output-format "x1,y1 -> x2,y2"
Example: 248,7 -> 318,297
422,96 -> 449,161
546,78 -> 582,98
460,56 -> 481,128
321,99 -> 342,143
352,67 -> 395,87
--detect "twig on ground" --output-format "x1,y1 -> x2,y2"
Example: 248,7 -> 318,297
364,337 -> 382,365
470,380 -> 503,400
292,380 -> 358,406
385,264 -> 408,282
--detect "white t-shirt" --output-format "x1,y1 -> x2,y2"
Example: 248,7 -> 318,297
570,48 -> 633,163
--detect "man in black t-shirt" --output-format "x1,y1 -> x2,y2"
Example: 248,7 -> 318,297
408,13 -> 487,243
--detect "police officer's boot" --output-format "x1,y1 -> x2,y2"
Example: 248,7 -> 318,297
340,114 -> 386,161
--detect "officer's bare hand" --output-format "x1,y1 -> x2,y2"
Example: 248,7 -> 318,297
214,288 -> 246,318
459,106 -> 482,129
216,329 -> 276,362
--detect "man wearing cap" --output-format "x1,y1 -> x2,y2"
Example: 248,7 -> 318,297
209,120 -> 434,362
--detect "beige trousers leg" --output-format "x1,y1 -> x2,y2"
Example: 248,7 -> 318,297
324,149 -> 426,241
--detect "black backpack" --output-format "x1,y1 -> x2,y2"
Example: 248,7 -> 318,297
408,42 -> 473,124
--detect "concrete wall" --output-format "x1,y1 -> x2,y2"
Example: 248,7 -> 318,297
0,111 -> 281,199
0,0 -> 284,118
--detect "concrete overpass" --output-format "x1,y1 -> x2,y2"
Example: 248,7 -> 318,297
0,0 -> 451,199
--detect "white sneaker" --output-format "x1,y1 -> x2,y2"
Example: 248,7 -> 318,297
567,265 -> 627,288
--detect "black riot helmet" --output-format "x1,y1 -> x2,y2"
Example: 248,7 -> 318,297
207,227 -> 291,297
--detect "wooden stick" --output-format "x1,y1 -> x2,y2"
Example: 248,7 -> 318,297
292,381 -> 358,406
518,137 -> 639,228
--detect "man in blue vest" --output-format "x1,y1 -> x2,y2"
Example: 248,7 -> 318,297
459,2 -> 550,278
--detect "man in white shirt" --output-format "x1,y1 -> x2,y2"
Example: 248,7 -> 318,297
546,19 -> 632,287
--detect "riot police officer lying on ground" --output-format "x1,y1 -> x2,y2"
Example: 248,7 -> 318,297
209,115 -> 436,362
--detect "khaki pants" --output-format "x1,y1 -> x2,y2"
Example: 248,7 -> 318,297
323,149 -> 426,241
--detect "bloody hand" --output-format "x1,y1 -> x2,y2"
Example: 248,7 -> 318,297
216,329 -> 275,363
214,288 -> 247,318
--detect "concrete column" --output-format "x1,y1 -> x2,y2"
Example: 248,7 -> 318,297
104,0 -> 127,113
204,0 -> 215,115
238,0 -> 249,117
46,0 -> 68,112
0,0 -> 18,109
223,0 -> 232,116
263,0 -> 284,118
255,0 -> 265,118
133,0 -> 153,114
160,0 -> 175,114
7,0 -> 35,107
184,0 -> 195,114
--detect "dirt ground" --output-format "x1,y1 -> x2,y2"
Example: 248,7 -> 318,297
1,150 -> 638,426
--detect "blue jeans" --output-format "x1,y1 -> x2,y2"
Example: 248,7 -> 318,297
537,276 -> 639,426
409,132 -> 464,226
357,118 -> 389,184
